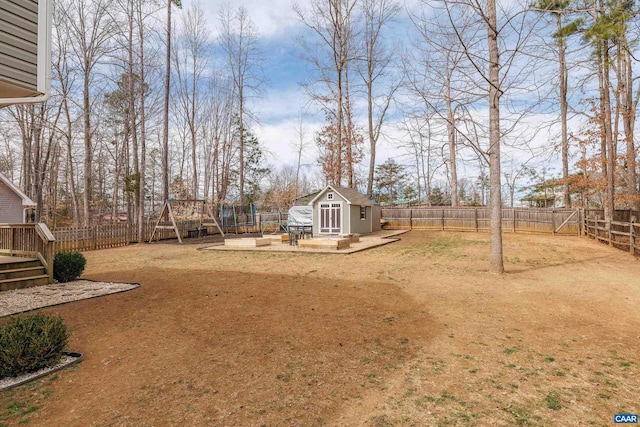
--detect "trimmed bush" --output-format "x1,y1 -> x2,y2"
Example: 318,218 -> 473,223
0,314 -> 70,379
53,251 -> 86,283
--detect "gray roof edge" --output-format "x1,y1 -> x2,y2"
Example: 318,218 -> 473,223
309,185 -> 373,207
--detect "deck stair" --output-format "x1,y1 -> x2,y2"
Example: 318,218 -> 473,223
0,257 -> 49,291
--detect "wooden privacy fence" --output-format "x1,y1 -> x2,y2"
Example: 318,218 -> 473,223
381,207 -> 581,235
583,209 -> 640,256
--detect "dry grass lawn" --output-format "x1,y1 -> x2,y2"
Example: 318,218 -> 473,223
1,231 -> 639,426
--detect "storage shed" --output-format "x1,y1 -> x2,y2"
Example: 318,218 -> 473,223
309,185 -> 380,235
0,173 -> 36,223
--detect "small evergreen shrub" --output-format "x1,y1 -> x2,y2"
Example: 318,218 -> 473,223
53,251 -> 86,283
0,314 -> 70,379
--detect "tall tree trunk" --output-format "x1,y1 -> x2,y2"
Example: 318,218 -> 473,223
366,88 -> 375,197
557,14 -> 570,208
239,89 -> 244,208
599,35 -> 615,230
344,62 -> 354,188
127,2 -> 140,226
137,0 -> 148,242
487,0 -> 504,273
620,34 -> 638,209
83,63 -> 92,226
162,0 -> 173,208
446,80 -> 457,206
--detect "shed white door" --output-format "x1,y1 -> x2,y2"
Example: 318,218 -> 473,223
320,203 -> 341,233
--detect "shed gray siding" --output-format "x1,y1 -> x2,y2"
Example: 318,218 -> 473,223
0,0 -> 39,96
349,205 -> 372,234
311,185 -> 377,235
371,205 -> 381,231
0,179 -> 26,223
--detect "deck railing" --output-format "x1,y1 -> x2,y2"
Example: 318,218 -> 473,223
0,223 -> 56,283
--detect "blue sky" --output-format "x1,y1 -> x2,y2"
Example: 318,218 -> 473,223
198,0 -> 323,167
197,0 -> 421,169
189,0 -> 581,198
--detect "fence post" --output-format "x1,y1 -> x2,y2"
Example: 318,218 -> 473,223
578,208 -> 583,236
551,209 -> 556,235
410,209 -> 413,230
441,208 -> 445,231
474,208 -> 478,232
513,208 -> 516,233
630,216 -> 636,255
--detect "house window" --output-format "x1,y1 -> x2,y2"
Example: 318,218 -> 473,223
360,206 -> 366,220
327,192 -> 334,200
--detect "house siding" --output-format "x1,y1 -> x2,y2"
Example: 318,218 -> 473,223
0,179 -> 25,222
0,0 -> 39,93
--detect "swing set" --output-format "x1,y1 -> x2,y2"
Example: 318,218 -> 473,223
150,199 -> 224,244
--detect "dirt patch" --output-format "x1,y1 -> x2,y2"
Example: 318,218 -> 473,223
1,231 -> 639,426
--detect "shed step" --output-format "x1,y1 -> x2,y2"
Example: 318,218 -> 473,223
0,275 -> 50,292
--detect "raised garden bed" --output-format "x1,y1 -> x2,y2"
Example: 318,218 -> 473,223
298,238 -> 350,250
262,234 -> 289,243
224,238 -> 272,248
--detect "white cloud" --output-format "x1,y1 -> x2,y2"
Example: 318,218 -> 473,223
193,0 -> 303,38
257,118 -> 324,167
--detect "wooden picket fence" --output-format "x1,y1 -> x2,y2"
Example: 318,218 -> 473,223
54,220 -> 201,253
583,209 -> 640,256
381,207 -> 581,235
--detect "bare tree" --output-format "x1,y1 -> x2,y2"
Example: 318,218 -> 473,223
11,101 -> 62,222
162,0 -> 182,209
293,110 -> 311,196
433,0 -> 545,272
398,113 -> 445,205
358,0 -> 401,198
59,0 -> 116,226
174,2 -> 209,200
406,4 -> 483,207
201,72 -> 236,204
534,0 -> 576,208
51,5 -> 81,224
295,0 -> 359,187
219,5 -> 263,207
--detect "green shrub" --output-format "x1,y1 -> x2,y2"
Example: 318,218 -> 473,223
0,314 -> 70,379
53,251 -> 86,283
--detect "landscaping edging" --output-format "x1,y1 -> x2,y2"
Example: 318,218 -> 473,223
0,352 -> 84,391
0,280 -> 141,317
